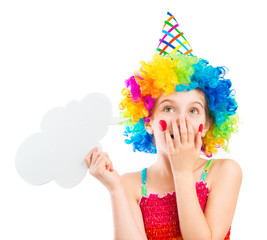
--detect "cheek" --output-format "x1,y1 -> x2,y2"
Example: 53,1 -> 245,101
190,119 -> 202,133
158,120 -> 167,131
156,117 -> 171,130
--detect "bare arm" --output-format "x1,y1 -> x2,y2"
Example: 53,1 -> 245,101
204,159 -> 242,239
174,172 -> 212,240
174,159 -> 242,240
110,180 -> 147,240
84,147 -> 147,239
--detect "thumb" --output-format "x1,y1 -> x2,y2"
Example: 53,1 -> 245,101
93,146 -> 98,151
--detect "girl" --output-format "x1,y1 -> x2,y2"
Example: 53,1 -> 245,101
85,15 -> 242,240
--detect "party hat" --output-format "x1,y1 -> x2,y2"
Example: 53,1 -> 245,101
156,11 -> 193,56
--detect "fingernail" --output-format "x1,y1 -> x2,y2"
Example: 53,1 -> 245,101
159,120 -> 167,131
198,124 -> 203,133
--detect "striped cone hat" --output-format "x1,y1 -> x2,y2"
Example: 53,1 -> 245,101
156,11 -> 194,56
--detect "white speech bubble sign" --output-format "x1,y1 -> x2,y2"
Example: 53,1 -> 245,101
15,92 -> 129,189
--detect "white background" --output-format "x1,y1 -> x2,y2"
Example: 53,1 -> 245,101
1,0 -> 266,239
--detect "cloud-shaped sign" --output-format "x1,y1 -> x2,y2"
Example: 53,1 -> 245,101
15,92 -> 127,189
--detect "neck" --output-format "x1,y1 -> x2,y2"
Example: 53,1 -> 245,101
152,151 -> 175,179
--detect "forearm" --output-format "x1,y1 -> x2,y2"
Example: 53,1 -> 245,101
110,185 -> 145,240
174,173 -> 211,240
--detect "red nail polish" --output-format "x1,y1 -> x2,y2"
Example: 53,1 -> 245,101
198,124 -> 203,133
159,120 -> 167,131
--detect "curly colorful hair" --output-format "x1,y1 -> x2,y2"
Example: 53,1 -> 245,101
118,52 -> 239,157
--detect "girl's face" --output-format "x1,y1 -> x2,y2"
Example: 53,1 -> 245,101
145,89 -> 212,153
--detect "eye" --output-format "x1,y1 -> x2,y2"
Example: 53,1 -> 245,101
190,108 -> 199,115
163,107 -> 174,113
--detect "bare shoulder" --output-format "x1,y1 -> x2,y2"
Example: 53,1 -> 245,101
210,158 -> 243,187
120,171 -> 141,203
120,171 -> 140,188
213,159 -> 242,176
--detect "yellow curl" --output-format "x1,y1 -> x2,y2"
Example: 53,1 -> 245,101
119,88 -> 149,124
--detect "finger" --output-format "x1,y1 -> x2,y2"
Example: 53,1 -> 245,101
89,152 -> 104,175
172,118 -> 180,148
186,116 -> 194,144
86,146 -> 98,157
85,147 -> 98,168
94,155 -> 107,172
179,115 -> 187,144
108,161 -> 114,171
105,160 -> 113,172
91,152 -> 102,167
110,162 -> 114,171
102,158 -> 113,172
195,131 -> 203,151
166,127 -> 175,153
95,152 -> 111,170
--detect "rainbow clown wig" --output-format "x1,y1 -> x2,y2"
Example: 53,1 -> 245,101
118,12 -> 239,158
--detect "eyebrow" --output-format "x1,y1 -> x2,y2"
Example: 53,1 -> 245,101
159,99 -> 204,108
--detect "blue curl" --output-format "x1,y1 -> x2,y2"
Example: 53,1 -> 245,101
123,118 -> 157,154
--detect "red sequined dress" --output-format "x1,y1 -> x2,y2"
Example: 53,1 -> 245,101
138,159 -> 231,239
